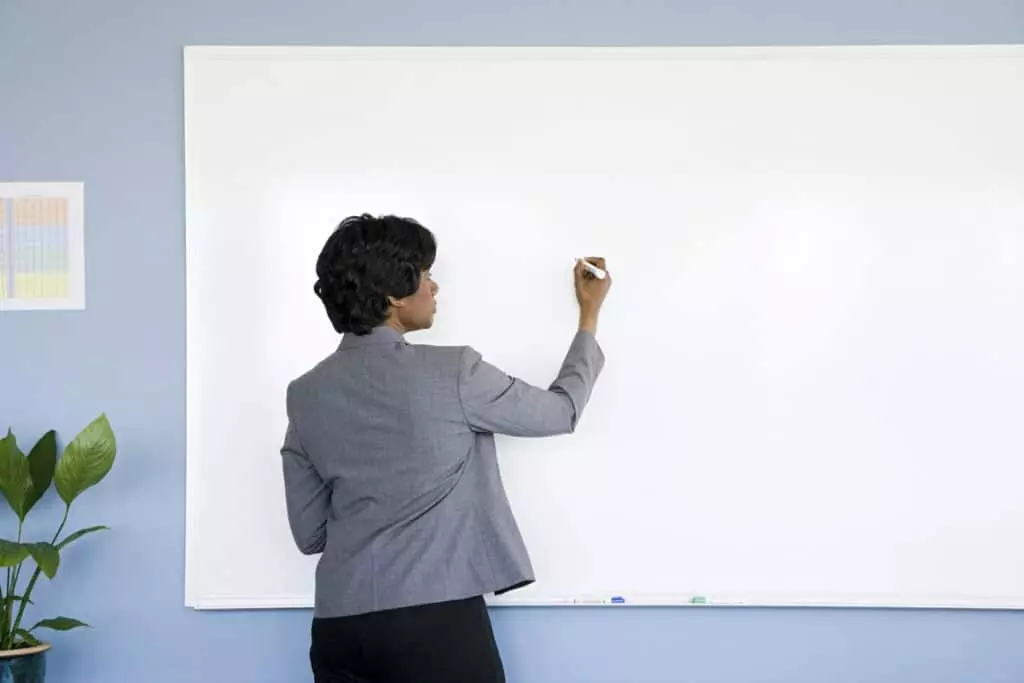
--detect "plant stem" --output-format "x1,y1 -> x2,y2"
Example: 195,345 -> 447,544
11,569 -> 40,643
2,568 -> 9,649
12,506 -> 71,641
52,506 -> 69,545
3,520 -> 23,649
11,522 -> 23,603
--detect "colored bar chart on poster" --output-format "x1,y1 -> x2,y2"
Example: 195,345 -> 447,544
0,182 -> 85,310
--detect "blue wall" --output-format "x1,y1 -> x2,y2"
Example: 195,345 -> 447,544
3,1 -> 1024,681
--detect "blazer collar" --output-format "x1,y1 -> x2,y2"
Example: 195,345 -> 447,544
339,326 -> 407,350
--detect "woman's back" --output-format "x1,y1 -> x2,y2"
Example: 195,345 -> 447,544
283,325 -> 604,618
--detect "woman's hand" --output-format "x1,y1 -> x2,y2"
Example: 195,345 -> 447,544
574,257 -> 611,334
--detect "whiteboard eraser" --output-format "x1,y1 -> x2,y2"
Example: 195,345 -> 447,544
577,258 -> 607,279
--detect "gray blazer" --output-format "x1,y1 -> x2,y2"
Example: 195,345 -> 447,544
280,326 -> 605,617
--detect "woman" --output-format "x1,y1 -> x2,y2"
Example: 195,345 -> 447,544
280,214 -> 611,683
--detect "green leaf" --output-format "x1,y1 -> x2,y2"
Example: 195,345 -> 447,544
24,430 -> 56,515
54,414 -> 116,505
30,617 -> 89,632
25,542 -> 59,579
14,629 -> 40,647
0,430 -> 31,520
0,539 -> 30,567
9,595 -> 34,605
56,525 -> 108,551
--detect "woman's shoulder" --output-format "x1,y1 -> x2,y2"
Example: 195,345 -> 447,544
406,341 -> 472,361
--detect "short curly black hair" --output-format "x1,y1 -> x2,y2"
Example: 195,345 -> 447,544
313,214 -> 437,335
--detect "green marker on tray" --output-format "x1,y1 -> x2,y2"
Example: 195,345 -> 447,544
690,596 -> 707,605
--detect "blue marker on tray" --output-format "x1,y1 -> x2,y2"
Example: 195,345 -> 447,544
610,596 -> 626,604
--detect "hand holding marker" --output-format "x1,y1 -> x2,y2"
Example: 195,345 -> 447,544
577,257 -> 607,279
573,257 -> 611,335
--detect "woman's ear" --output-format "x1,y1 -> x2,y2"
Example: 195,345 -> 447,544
388,294 -> 407,309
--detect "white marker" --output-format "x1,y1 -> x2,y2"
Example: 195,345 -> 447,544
577,258 -> 607,280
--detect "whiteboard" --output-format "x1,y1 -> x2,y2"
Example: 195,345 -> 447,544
184,46 -> 1024,610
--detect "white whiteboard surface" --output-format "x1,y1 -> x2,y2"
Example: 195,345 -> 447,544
184,46 -> 1024,610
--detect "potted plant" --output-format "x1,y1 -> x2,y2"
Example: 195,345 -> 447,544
0,414 -> 116,683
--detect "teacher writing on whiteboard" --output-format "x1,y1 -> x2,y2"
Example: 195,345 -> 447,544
280,214 -> 610,683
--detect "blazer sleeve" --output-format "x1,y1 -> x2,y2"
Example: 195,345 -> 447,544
280,391 -> 331,555
458,330 -> 605,437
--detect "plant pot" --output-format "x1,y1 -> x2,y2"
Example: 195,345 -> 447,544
0,643 -> 49,683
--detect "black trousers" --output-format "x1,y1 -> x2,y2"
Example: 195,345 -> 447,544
310,596 -> 506,683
